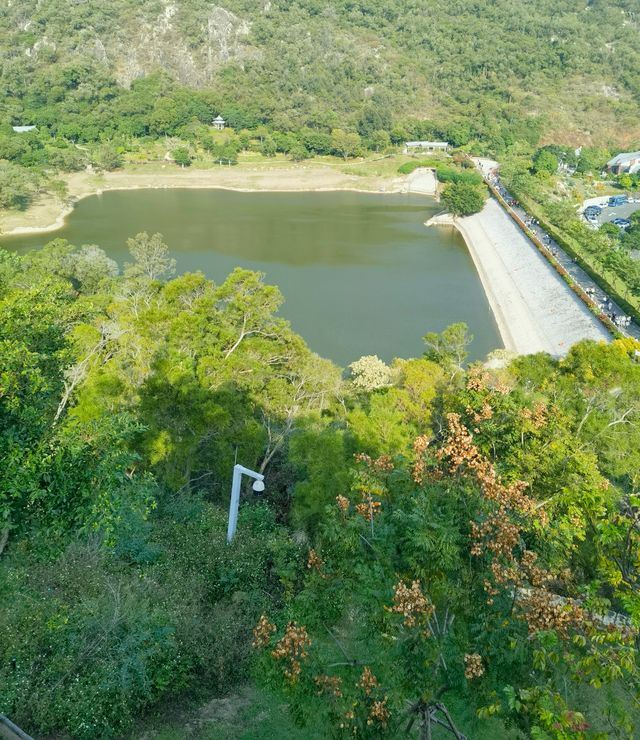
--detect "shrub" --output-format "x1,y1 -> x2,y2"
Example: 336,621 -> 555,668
0,502 -> 302,738
0,545 -> 186,739
435,165 -> 482,185
398,160 -> 424,174
172,147 -> 192,167
398,161 -> 483,183
0,160 -> 40,209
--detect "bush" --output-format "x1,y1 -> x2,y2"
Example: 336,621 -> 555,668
398,159 -> 429,175
532,149 -> 559,175
0,160 -> 40,209
0,545 -> 186,739
92,143 -> 123,171
398,161 -> 483,184
0,502 -> 302,738
289,144 -> 310,161
172,147 -> 192,167
435,164 -> 482,185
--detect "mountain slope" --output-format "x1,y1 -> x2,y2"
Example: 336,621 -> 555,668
1,0 -> 640,143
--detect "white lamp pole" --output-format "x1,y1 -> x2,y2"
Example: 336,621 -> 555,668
227,464 -> 265,543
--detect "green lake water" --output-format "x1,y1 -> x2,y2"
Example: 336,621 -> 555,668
2,189 -> 501,365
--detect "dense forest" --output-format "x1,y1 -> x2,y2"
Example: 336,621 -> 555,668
2,0 -> 640,148
1,236 -> 640,737
2,1 -> 640,737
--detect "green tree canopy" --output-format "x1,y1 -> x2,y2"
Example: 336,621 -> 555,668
172,147 -> 192,167
441,182 -> 487,216
532,148 -> 559,175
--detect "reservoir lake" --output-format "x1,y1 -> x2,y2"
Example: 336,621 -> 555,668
2,189 -> 501,365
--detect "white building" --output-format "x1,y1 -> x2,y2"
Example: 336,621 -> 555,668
212,115 -> 226,131
12,125 -> 37,133
607,151 -> 640,175
403,141 -> 450,154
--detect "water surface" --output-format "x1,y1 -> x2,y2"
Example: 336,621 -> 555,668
2,189 -> 501,365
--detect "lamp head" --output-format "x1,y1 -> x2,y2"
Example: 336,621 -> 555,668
252,479 -> 265,494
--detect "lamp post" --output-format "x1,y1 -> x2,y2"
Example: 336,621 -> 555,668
227,464 -> 265,543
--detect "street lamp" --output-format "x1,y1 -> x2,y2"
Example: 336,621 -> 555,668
227,464 -> 265,543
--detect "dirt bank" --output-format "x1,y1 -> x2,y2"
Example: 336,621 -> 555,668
1,160 -> 429,237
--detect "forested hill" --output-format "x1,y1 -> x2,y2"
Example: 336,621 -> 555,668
2,0 -> 640,146
2,235 -> 640,737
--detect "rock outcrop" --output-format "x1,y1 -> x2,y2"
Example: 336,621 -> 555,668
18,1 -> 257,88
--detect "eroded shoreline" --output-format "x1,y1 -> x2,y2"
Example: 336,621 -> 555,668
1,164 -> 437,237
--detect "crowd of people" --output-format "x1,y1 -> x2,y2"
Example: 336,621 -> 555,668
583,286 -> 632,327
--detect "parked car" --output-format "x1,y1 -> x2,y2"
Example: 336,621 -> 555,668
608,195 -> 628,207
612,217 -> 631,228
584,206 -> 602,221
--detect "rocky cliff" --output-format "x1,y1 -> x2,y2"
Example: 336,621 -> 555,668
6,0 -> 259,88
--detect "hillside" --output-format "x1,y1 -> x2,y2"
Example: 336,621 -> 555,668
1,237 -> 640,737
2,0 -> 640,146
4,3 -> 640,737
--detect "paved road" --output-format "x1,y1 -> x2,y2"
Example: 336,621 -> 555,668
472,158 -> 640,342
598,202 -> 640,226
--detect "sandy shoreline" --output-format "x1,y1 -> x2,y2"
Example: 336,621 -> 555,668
430,199 -> 610,356
1,163 -> 437,237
